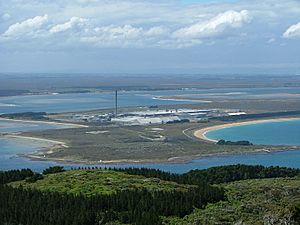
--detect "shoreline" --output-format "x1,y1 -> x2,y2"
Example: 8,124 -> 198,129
153,96 -> 212,103
5,134 -> 69,148
194,117 -> 300,143
0,118 -> 88,128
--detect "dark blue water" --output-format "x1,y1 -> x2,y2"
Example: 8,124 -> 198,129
206,120 -> 300,146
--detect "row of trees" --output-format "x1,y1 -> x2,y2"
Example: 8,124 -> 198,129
114,164 -> 300,185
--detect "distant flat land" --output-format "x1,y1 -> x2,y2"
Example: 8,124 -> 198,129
1,73 -> 300,95
163,176 -> 300,224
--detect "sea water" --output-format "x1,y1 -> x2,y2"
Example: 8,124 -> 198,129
206,120 -> 300,146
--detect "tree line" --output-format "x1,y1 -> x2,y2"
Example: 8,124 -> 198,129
114,164 -> 300,185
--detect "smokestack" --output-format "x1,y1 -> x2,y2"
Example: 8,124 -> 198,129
115,90 -> 118,117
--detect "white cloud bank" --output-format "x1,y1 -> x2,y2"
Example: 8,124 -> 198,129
1,10 -> 249,48
2,15 -> 48,38
173,10 -> 251,40
283,22 -> 300,39
50,17 -> 88,33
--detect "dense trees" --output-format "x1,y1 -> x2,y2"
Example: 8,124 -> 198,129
0,169 -> 34,185
0,165 -> 299,225
0,168 -> 223,225
43,166 -> 65,175
116,164 -> 300,185
184,164 -> 300,184
217,140 -> 253,146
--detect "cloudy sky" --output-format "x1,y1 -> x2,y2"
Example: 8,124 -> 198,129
0,0 -> 300,74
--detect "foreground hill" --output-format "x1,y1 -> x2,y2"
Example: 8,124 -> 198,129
1,165 -> 299,225
10,169 -> 196,196
164,176 -> 300,225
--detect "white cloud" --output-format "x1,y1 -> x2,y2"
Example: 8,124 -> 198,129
2,14 -> 48,38
173,10 -> 251,40
267,38 -> 276,43
81,25 -> 168,48
283,22 -> 300,39
50,17 -> 88,34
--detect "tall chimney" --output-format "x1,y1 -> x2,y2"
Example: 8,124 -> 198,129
115,90 -> 118,117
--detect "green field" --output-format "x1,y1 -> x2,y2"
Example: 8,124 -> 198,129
10,169 -> 195,196
163,176 -> 300,225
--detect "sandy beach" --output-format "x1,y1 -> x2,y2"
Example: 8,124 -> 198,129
0,118 -> 88,128
194,117 -> 300,143
153,96 -> 212,103
5,134 -> 69,148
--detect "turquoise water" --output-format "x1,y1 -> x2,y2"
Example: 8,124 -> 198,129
206,120 -> 300,145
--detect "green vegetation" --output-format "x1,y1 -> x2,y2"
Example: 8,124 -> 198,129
1,167 -> 224,225
10,169 -> 196,196
0,112 -> 49,120
1,165 -> 300,225
42,166 -> 65,175
183,164 -> 300,184
217,139 -> 253,146
163,176 -> 300,225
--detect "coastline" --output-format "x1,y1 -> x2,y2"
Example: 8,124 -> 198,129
153,96 -> 212,103
194,117 -> 300,143
5,134 -> 69,148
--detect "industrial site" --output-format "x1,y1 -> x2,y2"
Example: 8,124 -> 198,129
70,91 -> 247,125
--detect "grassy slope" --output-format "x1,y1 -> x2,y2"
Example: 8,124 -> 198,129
163,176 -> 300,225
10,170 -> 195,196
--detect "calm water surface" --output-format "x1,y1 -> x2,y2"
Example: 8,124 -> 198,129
1,87 -> 300,113
206,120 -> 300,146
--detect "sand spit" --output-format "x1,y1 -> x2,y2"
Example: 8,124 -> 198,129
0,118 -> 88,128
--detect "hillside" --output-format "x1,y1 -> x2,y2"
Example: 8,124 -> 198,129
10,169 -> 195,196
163,176 -> 300,225
2,165 -> 299,225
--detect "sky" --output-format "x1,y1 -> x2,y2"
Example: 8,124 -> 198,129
0,0 -> 300,74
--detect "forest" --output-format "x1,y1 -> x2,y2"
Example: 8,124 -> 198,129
0,165 -> 299,225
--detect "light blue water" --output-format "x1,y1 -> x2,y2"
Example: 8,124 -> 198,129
206,120 -> 300,146
0,121 -> 74,171
1,87 -> 300,113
